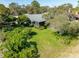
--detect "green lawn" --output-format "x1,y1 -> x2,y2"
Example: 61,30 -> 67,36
2,27 -> 73,57
30,28 -> 67,57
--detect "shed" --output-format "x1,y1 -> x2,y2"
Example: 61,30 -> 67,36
25,14 -> 46,27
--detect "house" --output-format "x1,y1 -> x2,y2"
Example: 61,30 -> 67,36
25,14 -> 46,27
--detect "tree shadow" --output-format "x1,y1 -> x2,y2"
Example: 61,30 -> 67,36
24,41 -> 40,58
29,32 -> 37,39
29,41 -> 40,58
30,32 -> 37,36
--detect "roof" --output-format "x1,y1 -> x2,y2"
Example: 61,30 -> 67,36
25,14 -> 46,22
75,14 -> 79,18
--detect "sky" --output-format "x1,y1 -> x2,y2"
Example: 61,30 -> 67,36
0,0 -> 78,7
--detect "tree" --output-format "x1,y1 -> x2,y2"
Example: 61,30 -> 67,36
9,3 -> 24,15
0,4 -> 7,15
0,4 -> 10,22
26,0 -> 48,14
31,0 -> 40,8
68,21 -> 79,36
26,5 -> 33,14
9,3 -> 18,15
31,0 -> 40,14
40,6 -> 49,13
47,3 -> 73,17
58,21 -> 79,36
26,0 -> 41,14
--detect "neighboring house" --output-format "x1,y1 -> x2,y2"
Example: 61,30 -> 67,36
75,13 -> 79,20
25,14 -> 46,27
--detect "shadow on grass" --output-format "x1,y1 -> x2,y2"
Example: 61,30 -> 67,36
29,41 -> 40,58
28,32 -> 37,39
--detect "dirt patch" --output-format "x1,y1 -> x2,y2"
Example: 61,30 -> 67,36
60,41 -> 79,58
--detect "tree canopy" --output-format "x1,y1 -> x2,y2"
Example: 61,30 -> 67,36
31,0 -> 40,8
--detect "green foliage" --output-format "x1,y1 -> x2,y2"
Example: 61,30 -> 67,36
47,3 -> 72,19
58,23 -> 69,35
0,4 -> 7,15
50,14 -> 69,31
3,27 -> 39,58
43,3 -> 72,20
7,0 -> 48,14
68,21 -> 79,36
9,3 -> 26,15
49,14 -> 79,36
40,6 -> 48,13
0,4 -> 10,22
9,3 -> 19,15
58,21 -> 79,36
18,15 -> 31,26
72,7 -> 79,14
31,0 -> 40,8
6,15 -> 16,22
18,15 -> 29,22
0,15 -> 3,23
31,28 -> 67,57
26,0 -> 41,14
43,13 -> 50,20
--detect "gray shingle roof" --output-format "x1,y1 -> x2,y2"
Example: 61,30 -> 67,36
25,14 -> 46,22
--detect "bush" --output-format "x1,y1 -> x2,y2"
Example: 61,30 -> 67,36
18,15 -> 31,26
3,27 -> 39,58
58,23 -> 69,35
6,15 -> 16,22
68,21 -> 79,36
58,20 -> 79,36
52,14 -> 79,36
51,14 -> 69,31
43,13 -> 50,20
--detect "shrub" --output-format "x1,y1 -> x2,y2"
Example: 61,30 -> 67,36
3,27 -> 39,58
6,15 -> 16,22
58,20 -> 79,36
68,21 -> 79,36
43,13 -> 50,20
18,15 -> 31,26
58,23 -> 69,35
52,14 -> 79,36
51,14 -> 69,31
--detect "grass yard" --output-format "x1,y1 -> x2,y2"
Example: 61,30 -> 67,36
30,28 -> 67,57
1,27 -> 79,58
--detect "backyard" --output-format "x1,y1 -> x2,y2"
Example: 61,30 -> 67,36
1,27 -> 79,58
29,27 -> 79,57
0,0 -> 79,58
